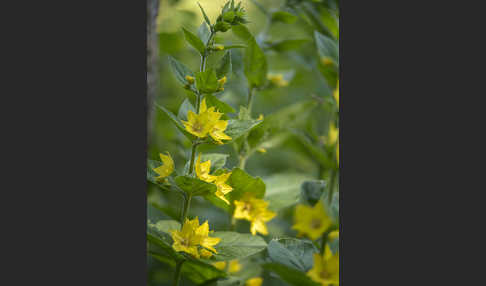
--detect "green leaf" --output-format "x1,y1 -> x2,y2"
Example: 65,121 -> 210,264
198,2 -> 212,27
315,31 -> 338,62
271,11 -> 297,24
150,253 -> 227,284
156,104 -> 195,141
263,263 -> 320,286
168,55 -> 194,85
301,180 -> 326,206
267,238 -> 318,272
183,27 -> 206,55
216,50 -> 232,79
196,68 -> 219,93
227,168 -> 265,202
232,24 -> 267,88
147,159 -> 164,185
223,44 -> 246,50
175,175 -> 217,196
212,231 -> 268,261
198,23 -> 211,45
225,119 -> 262,141
177,98 -> 196,121
264,173 -> 314,211
184,153 -> 229,174
267,39 -> 309,52
205,94 -> 235,114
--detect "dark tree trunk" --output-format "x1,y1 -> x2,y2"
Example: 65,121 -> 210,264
147,0 -> 160,142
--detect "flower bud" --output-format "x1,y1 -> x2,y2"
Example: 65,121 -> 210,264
213,44 -> 225,51
185,75 -> 195,84
214,21 -> 231,32
267,74 -> 289,87
321,57 -> 333,66
218,76 -> 227,86
222,11 -> 236,23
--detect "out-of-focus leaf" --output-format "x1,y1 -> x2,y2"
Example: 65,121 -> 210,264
315,31 -> 338,62
196,68 -> 219,93
225,119 -> 262,141
263,263 -> 320,286
264,173 -> 314,211
198,23 -> 211,45
183,27 -> 206,55
227,168 -> 265,202
175,175 -> 217,196
271,11 -> 297,23
267,238 -> 318,271
198,3 -> 212,27
267,39 -> 309,52
232,24 -> 267,88
168,55 -> 194,86
205,94 -> 235,114
212,231 -> 268,261
216,50 -> 232,79
156,104 -> 195,141
301,180 -> 326,206
178,98 -> 196,121
223,44 -> 247,50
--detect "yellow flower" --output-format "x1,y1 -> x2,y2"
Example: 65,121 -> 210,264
333,82 -> 339,107
267,73 -> 289,87
213,171 -> 233,204
307,246 -> 339,286
292,201 -> 332,240
328,123 -> 338,146
152,152 -> 174,180
195,154 -> 233,204
246,277 -> 263,286
212,260 -> 241,273
257,148 -> 267,153
209,119 -> 232,144
170,217 -> 220,259
257,114 -> 264,120
195,154 -> 216,183
234,193 -> 276,235
182,99 -> 222,138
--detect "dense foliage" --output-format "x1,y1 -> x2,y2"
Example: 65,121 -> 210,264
147,0 -> 339,285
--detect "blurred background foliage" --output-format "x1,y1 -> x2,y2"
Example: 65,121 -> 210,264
148,0 -> 339,285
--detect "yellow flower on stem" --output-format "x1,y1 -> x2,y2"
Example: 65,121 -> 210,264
209,120 -> 232,144
213,171 -> 233,204
195,154 -> 216,183
246,277 -> 263,286
182,98 -> 222,138
152,152 -> 174,180
292,201 -> 332,241
170,217 -> 220,259
307,246 -> 339,286
234,193 -> 276,235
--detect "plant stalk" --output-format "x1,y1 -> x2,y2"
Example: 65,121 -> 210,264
181,194 -> 192,225
173,260 -> 185,286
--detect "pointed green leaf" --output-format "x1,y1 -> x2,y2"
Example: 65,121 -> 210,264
225,118 -> 262,141
264,173 -> 314,211
198,23 -> 211,45
205,94 -> 235,114
227,168 -> 265,202
168,55 -> 194,85
156,104 -> 195,141
232,24 -> 267,88
212,231 -> 268,261
271,11 -> 297,24
175,175 -> 217,196
183,27 -> 206,55
196,68 -> 219,93
198,2 -> 212,27
301,180 -> 326,206
216,50 -> 232,79
315,31 -> 338,62
267,238 -> 318,272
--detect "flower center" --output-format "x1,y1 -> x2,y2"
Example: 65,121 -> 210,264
311,218 -> 322,229
320,269 -> 330,279
242,203 -> 252,213
193,121 -> 203,133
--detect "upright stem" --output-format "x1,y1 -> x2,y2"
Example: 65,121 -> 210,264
321,231 -> 329,255
173,260 -> 185,286
188,142 -> 198,175
247,87 -> 255,114
181,194 -> 192,225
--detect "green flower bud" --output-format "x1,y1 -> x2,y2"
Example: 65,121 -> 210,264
223,11 -> 236,23
214,21 -> 231,32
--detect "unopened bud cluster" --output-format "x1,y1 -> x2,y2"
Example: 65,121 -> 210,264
214,0 -> 248,33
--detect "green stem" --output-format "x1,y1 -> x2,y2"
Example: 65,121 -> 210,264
181,194 -> 192,225
247,87 -> 255,114
321,231 -> 329,255
188,142 -> 198,175
238,155 -> 247,170
173,260 -> 185,286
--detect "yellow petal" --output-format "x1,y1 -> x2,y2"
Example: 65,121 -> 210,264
246,277 -> 263,286
200,98 -> 208,113
228,260 -> 241,273
212,261 -> 227,271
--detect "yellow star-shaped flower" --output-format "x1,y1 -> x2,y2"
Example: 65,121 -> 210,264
233,193 -> 276,235
152,152 -> 174,180
195,154 -> 233,204
292,201 -> 332,241
213,171 -> 233,204
195,154 -> 216,183
307,246 -> 339,286
182,99 -> 222,138
170,217 -> 221,259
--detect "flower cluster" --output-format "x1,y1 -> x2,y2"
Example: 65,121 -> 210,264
214,0 -> 248,33
170,217 -> 221,259
233,193 -> 276,235
182,98 -> 231,144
